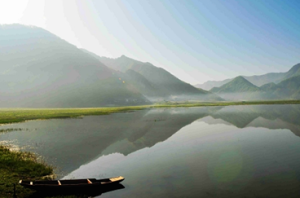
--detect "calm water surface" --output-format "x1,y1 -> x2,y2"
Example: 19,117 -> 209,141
1,105 -> 300,197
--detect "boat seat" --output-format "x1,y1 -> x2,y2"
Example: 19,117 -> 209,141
110,176 -> 124,182
87,179 -> 92,184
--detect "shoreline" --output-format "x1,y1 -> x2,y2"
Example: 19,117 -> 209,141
0,100 -> 299,125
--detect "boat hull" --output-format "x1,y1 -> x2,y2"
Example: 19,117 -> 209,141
19,176 -> 125,191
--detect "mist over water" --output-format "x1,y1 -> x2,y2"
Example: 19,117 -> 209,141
214,92 -> 275,101
1,105 -> 300,197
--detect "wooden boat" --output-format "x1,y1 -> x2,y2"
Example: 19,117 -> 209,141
19,176 -> 125,191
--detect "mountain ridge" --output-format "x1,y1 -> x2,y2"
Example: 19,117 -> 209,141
209,72 -> 300,100
196,63 -> 300,90
0,24 -> 151,107
211,76 -> 260,93
82,51 -> 223,102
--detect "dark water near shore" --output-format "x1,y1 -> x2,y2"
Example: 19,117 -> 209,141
1,105 -> 300,197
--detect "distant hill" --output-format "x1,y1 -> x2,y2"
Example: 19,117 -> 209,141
273,75 -> 300,99
211,76 -> 260,93
124,69 -> 166,98
0,24 -> 150,107
195,73 -> 285,90
83,49 -> 300,101
281,63 -> 300,81
196,63 -> 300,90
245,72 -> 285,87
97,55 -> 223,102
99,55 -> 142,73
195,79 -> 231,91
210,76 -> 261,100
257,75 -> 300,100
259,82 -> 279,92
209,74 -> 300,101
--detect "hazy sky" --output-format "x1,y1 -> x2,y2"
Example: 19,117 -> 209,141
1,0 -> 299,84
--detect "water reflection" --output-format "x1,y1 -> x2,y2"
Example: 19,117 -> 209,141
1,105 -> 300,197
0,107 -> 221,175
25,184 -> 124,198
66,117 -> 300,198
200,105 -> 300,136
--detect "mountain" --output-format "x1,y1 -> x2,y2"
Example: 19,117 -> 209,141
97,55 -> 223,102
81,49 -> 167,98
210,76 -> 263,100
245,72 -> 285,86
196,63 -> 300,90
281,63 -> 300,81
210,74 -> 300,100
124,69 -> 166,97
211,76 -> 260,93
99,55 -> 141,72
0,24 -> 150,107
273,75 -> 300,99
195,79 -> 231,91
196,73 -> 285,90
259,82 -> 279,92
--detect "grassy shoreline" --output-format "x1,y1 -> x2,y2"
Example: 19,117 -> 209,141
0,145 -> 53,198
0,100 -> 299,125
0,145 -> 89,198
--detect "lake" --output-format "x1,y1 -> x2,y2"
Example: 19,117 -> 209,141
1,105 -> 300,197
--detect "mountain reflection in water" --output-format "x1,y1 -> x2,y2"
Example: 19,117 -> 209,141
1,105 -> 300,197
0,107 -> 221,175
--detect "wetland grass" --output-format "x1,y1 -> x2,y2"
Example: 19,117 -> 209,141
0,146 -> 89,198
0,145 -> 52,198
0,100 -> 299,125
